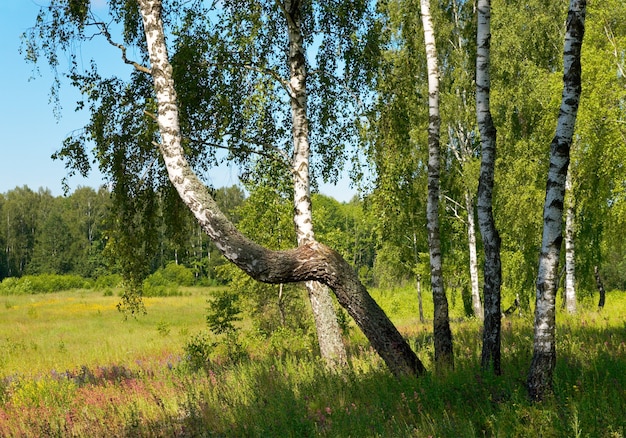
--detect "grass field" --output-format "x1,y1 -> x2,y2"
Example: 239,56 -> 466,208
0,288 -> 212,375
0,285 -> 625,437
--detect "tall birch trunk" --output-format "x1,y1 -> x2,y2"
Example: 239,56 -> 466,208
136,0 -> 424,376
421,0 -> 453,369
527,0 -> 586,402
564,169 -> 577,314
476,0 -> 503,374
465,190 -> 483,319
449,0 -> 483,321
449,127 -> 483,320
282,0 -> 347,370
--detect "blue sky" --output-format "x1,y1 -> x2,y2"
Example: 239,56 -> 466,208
0,1 -> 355,202
0,1 -> 106,196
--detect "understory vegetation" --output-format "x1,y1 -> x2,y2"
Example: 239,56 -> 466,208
0,283 -> 624,437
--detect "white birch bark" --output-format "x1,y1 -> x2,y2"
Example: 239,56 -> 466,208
449,125 -> 483,320
564,169 -> 577,314
283,0 -> 348,369
136,0 -> 425,377
465,190 -> 483,319
421,0 -> 453,368
448,0 -> 483,321
476,0 -> 503,374
527,0 -> 586,402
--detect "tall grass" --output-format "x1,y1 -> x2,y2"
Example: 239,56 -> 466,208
0,288 -> 210,374
0,285 -> 624,436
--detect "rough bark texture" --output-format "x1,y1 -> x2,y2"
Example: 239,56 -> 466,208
137,0 -> 424,377
564,170 -> 577,314
283,0 -> 348,370
421,0 -> 454,369
527,0 -> 586,402
476,0 -> 502,375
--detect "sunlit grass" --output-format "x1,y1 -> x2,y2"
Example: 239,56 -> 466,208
0,285 -> 624,436
0,288 -> 213,375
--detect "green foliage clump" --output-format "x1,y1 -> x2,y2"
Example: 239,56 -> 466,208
0,278 -> 32,295
0,274 -> 91,295
185,289 -> 247,369
25,274 -> 92,293
183,331 -> 215,372
206,289 -> 242,335
158,263 -> 195,287
142,263 -> 196,297
94,274 -> 123,289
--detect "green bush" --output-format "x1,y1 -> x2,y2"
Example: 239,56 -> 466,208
24,274 -> 92,293
160,263 -> 195,286
0,275 -> 91,295
183,331 -> 215,371
142,263 -> 195,296
94,274 -> 123,289
0,277 -> 30,295
206,290 -> 242,335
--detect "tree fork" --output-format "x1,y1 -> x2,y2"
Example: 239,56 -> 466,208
138,0 -> 424,377
283,0 -> 348,370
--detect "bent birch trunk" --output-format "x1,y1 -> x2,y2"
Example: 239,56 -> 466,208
137,0 -> 424,377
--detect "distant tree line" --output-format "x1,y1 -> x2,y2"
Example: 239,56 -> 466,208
2,181 -> 624,302
0,185 -> 381,289
0,185 -> 241,283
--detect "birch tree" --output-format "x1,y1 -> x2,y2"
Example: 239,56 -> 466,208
476,0 -> 502,374
141,0 -> 423,376
448,140 -> 482,320
527,0 -> 586,402
440,0 -> 482,320
564,168 -> 576,313
280,0 -> 347,369
27,0 -> 425,377
421,0 -> 453,369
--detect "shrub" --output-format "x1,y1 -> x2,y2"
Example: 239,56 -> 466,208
142,263 -> 195,296
156,321 -> 171,337
184,331 -> 215,371
0,275 -> 91,295
0,277 -> 31,295
94,274 -> 123,289
160,263 -> 195,286
206,290 -> 242,335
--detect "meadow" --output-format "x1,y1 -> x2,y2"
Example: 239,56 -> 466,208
0,284 -> 624,437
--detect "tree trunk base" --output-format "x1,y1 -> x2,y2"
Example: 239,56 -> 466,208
306,281 -> 348,370
527,351 -> 556,402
